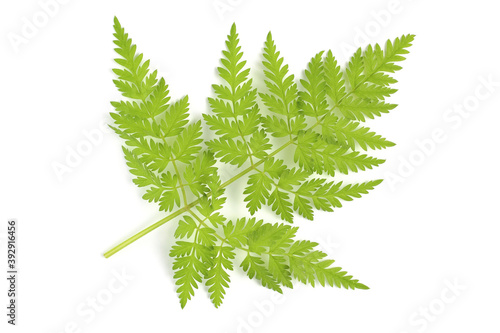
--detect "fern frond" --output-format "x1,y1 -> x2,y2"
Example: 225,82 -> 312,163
170,240 -> 212,308
288,242 -> 368,289
172,121 -> 203,163
260,32 -> 303,137
324,50 -> 346,104
300,51 -> 328,118
324,116 -> 395,151
241,254 -> 283,292
338,97 -> 397,121
244,172 -> 272,215
160,96 -> 190,137
112,17 -> 157,100
107,18 -> 414,308
206,245 -> 235,308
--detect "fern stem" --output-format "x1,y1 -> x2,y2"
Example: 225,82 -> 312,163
103,204 -> 191,258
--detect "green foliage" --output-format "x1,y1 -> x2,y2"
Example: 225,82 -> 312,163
109,17 -> 414,308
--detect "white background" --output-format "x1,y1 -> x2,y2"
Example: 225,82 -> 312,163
1,0 -> 499,332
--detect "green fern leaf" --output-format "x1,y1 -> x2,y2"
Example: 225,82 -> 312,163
106,18 -> 414,308
324,116 -> 395,150
170,241 -> 211,308
241,254 -> 283,293
206,245 -> 235,308
300,51 -> 328,118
